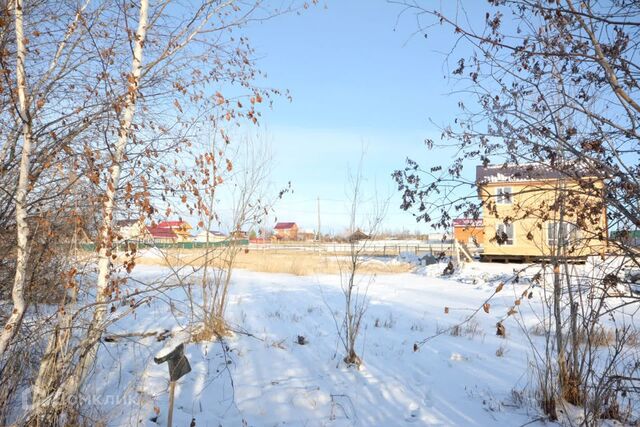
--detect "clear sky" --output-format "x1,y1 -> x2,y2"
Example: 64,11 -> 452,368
236,1 -> 478,235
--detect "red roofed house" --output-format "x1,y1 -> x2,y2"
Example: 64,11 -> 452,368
274,222 -> 298,241
452,218 -> 484,245
146,226 -> 178,243
145,220 -> 193,243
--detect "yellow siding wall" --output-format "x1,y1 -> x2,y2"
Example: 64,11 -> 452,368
480,180 -> 607,257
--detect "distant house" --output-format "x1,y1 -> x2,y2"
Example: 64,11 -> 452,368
194,229 -> 226,243
274,222 -> 298,240
115,218 -> 148,241
476,163 -> 607,261
611,229 -> 640,248
231,229 -> 248,239
156,220 -> 192,242
298,229 -> 316,241
147,226 -> 178,244
348,229 -> 370,242
452,218 -> 484,245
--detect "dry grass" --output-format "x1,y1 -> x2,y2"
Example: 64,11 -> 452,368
574,326 -> 640,347
528,322 -> 640,347
445,320 -> 484,339
528,322 -> 548,337
132,248 -> 413,275
374,313 -> 396,329
191,316 -> 233,342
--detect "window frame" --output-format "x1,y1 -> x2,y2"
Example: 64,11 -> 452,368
495,186 -> 513,205
496,222 -> 515,246
547,221 -> 579,247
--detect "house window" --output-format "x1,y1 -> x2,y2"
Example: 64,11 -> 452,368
496,187 -> 512,204
496,223 -> 514,245
547,222 -> 578,246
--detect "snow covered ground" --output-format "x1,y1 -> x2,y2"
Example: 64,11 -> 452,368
84,260 -> 636,426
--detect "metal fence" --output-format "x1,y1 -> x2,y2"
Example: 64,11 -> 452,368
77,239 -> 484,260
246,241 -> 468,257
79,239 -> 249,252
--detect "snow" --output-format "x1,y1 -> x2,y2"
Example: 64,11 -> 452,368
82,261 -> 636,426
397,251 -> 422,264
154,330 -> 191,360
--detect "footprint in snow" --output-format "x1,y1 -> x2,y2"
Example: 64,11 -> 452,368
405,403 -> 421,423
422,390 -> 434,408
450,352 -> 466,361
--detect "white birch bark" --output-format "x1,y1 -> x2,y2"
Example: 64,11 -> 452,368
0,0 -> 33,358
59,0 -> 149,400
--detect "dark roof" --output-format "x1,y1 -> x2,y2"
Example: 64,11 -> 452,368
348,229 -> 370,242
274,222 -> 297,230
476,163 -> 571,184
476,163 -> 597,184
116,219 -> 139,227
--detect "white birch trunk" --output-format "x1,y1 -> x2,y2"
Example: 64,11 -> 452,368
0,0 -> 33,357
57,0 -> 149,401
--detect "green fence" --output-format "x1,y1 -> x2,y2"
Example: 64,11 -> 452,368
80,239 -> 249,252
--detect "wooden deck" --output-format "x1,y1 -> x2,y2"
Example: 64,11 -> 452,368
479,254 -> 588,264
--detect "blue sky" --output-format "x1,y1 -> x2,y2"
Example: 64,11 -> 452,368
235,1 -> 479,234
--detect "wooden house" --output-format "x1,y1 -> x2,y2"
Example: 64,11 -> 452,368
452,218 -> 484,245
274,222 -> 298,240
476,164 -> 608,262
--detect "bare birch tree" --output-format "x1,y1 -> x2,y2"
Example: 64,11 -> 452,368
0,0 -> 309,422
0,0 -> 33,357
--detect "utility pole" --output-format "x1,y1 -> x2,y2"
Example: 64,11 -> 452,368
317,196 -> 321,242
